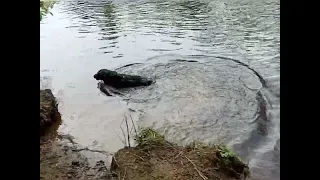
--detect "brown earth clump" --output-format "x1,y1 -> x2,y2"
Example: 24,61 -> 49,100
110,128 -> 249,180
40,89 -> 113,180
40,89 -> 60,134
40,138 -> 112,180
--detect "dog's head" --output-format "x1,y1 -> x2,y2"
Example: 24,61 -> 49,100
144,78 -> 154,86
93,69 -> 118,80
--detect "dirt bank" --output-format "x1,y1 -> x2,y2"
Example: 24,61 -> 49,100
40,90 -> 249,180
40,89 -> 60,135
40,139 -> 112,180
40,89 -> 112,180
111,128 -> 249,180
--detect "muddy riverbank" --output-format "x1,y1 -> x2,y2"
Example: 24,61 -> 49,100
40,89 -> 112,180
40,138 -> 112,180
40,90 -> 250,180
111,128 -> 249,180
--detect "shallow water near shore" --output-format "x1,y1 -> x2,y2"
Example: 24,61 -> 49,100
40,0 -> 280,179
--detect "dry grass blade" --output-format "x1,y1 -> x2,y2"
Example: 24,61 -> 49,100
130,152 -> 144,161
184,155 -> 208,180
120,118 -> 127,146
130,119 -> 134,135
125,116 -> 131,147
122,167 -> 127,180
114,130 -> 126,146
129,114 -> 138,136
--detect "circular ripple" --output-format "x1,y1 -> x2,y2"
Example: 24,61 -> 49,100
117,57 -> 262,145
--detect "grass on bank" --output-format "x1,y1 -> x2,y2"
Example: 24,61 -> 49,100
40,0 -> 56,21
111,128 -> 250,180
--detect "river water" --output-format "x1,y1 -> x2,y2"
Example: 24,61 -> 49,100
40,0 -> 280,179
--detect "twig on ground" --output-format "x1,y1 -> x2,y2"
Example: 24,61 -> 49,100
130,152 -> 145,161
71,147 -> 111,155
184,155 -> 208,180
122,167 -> 127,180
113,156 -> 119,168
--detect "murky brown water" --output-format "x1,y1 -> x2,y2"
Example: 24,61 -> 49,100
40,0 -> 280,179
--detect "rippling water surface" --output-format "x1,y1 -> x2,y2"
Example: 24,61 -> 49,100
40,0 -> 280,179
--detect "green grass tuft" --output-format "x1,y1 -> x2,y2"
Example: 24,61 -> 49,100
134,127 -> 173,151
135,128 -> 165,144
40,0 -> 56,21
216,145 -> 237,165
216,145 -> 250,178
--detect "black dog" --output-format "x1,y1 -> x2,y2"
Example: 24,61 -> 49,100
93,69 -> 154,88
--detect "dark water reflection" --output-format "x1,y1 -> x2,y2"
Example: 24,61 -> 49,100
40,0 -> 279,179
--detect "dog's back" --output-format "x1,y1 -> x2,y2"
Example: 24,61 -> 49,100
94,69 -> 154,88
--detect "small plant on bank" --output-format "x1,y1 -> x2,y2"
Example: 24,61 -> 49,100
112,128 -> 250,179
40,0 -> 56,21
217,145 -> 237,164
134,127 -> 169,150
216,145 -> 250,178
